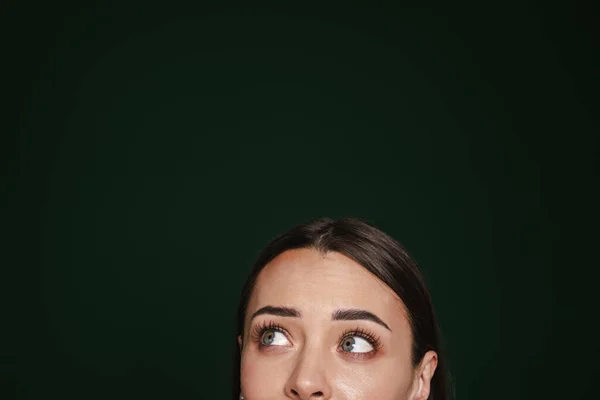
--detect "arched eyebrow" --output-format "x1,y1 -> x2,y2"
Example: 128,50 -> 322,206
251,305 -> 301,320
250,306 -> 391,331
332,308 -> 391,331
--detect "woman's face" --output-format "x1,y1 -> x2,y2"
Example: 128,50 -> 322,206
239,248 -> 437,400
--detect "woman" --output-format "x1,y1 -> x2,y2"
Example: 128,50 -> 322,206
233,217 -> 451,399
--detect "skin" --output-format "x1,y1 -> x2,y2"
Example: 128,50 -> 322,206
238,248 -> 438,400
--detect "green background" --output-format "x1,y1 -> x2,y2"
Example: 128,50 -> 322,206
2,1 -> 598,399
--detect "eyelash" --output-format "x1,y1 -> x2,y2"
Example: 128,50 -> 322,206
251,320 -> 382,357
251,320 -> 288,345
340,326 -> 382,353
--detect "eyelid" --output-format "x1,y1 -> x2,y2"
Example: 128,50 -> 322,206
339,327 -> 382,351
251,321 -> 382,354
251,320 -> 293,345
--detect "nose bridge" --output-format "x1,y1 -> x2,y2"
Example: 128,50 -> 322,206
286,339 -> 331,399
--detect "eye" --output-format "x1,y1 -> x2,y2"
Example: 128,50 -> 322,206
261,329 -> 290,346
340,335 -> 374,353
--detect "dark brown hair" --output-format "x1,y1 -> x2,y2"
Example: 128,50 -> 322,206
233,217 -> 451,399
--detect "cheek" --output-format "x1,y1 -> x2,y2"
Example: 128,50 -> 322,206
333,358 -> 415,400
240,351 -> 291,400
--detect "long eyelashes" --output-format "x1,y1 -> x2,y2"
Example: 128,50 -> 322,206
251,320 -> 382,354
251,320 -> 289,345
340,326 -> 382,351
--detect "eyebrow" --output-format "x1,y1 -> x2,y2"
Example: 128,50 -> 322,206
332,308 -> 391,331
250,306 -> 391,331
251,305 -> 301,320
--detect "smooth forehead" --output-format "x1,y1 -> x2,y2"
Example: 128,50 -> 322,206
249,248 -> 406,317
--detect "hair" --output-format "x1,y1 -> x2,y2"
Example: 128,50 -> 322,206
233,217 -> 452,400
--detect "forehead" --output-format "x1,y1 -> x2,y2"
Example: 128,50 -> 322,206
248,248 -> 407,321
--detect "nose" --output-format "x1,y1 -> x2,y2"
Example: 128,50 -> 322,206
284,346 -> 332,399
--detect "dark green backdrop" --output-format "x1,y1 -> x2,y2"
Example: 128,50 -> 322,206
2,2 -> 598,399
